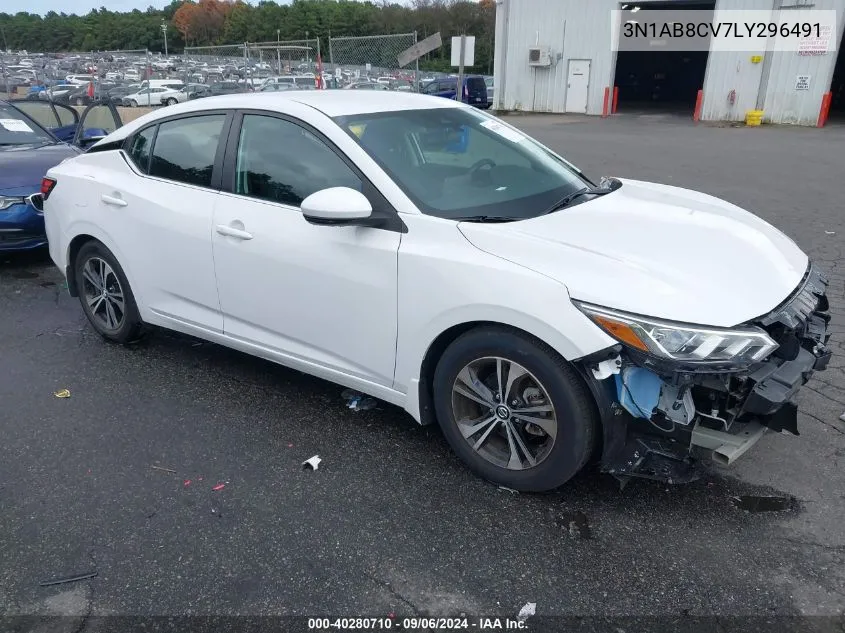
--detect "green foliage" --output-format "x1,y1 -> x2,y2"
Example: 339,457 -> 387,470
0,0 -> 495,73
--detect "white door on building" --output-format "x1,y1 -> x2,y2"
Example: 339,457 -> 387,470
565,60 -> 590,113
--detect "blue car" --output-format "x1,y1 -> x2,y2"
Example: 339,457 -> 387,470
420,75 -> 490,109
0,100 -> 121,251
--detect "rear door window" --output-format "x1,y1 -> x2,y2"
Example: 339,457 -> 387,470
149,114 -> 226,188
127,126 -> 156,173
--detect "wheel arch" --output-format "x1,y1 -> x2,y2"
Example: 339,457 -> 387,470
414,319 -> 602,432
64,227 -> 140,303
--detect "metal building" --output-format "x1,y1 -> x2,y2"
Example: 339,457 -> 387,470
493,0 -> 845,125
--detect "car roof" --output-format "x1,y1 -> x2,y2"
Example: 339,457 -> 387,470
101,91 -> 467,142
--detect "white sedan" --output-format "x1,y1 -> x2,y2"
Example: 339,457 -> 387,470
42,92 -> 831,491
122,87 -> 169,107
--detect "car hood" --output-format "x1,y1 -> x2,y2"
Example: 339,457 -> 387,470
0,143 -> 80,190
458,179 -> 808,328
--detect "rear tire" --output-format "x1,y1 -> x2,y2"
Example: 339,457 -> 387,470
74,241 -> 144,344
433,326 -> 597,491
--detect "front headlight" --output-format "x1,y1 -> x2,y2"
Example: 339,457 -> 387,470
575,302 -> 778,365
0,196 -> 26,211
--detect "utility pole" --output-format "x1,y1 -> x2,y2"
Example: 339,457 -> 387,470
277,29 -> 281,74
161,19 -> 168,57
306,30 -> 310,65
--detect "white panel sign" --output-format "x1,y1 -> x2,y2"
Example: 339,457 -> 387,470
451,36 -> 476,67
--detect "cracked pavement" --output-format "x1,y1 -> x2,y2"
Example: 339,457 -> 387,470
1,114 -> 844,627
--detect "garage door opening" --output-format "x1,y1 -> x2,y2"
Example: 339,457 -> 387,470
828,45 -> 845,122
613,1 -> 715,115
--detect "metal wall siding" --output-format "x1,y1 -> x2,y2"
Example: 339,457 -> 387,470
496,0 -> 845,125
496,0 -> 618,114
701,0 -> 774,121
760,0 -> 845,125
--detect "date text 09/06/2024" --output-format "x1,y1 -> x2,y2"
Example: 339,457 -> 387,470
308,617 -> 528,630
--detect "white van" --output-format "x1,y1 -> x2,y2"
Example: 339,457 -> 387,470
139,79 -> 184,90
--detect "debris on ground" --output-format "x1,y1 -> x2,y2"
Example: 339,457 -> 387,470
517,602 -> 536,622
53,389 -> 71,399
497,486 -> 519,494
302,455 -> 322,471
150,465 -> 176,474
731,495 -> 791,512
341,389 -> 377,411
183,479 -> 192,487
39,571 -> 98,587
557,511 -> 592,540
825,231 -> 836,235
211,483 -> 226,491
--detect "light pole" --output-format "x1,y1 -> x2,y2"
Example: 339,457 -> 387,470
161,19 -> 168,57
305,30 -> 310,65
277,29 -> 281,74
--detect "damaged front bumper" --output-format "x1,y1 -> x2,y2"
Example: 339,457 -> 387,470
578,264 -> 831,484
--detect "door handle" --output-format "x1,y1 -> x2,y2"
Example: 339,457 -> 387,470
215,224 -> 254,240
101,194 -> 127,207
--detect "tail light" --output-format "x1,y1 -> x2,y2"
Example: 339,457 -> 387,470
41,177 -> 57,200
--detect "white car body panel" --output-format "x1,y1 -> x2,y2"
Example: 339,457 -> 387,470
459,178 -> 807,328
43,92 -> 808,426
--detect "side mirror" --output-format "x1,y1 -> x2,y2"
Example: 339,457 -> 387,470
301,187 -> 375,226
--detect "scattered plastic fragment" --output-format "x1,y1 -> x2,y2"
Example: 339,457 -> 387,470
302,455 -> 322,471
517,602 -> 536,622
825,231 -> 836,235
211,483 -> 226,491
53,389 -> 71,399
39,571 -> 98,587
498,486 -> 519,494
150,465 -> 176,474
183,479 -> 192,487
341,389 -> 377,411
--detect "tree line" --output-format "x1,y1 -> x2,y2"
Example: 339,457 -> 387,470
0,0 -> 496,73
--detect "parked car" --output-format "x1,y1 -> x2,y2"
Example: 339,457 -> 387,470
38,83 -> 78,102
122,87 -> 170,107
344,81 -> 389,91
159,85 -> 199,106
421,75 -> 490,109
0,100 -> 121,251
41,92 -> 831,491
260,82 -> 297,92
484,76 -> 494,104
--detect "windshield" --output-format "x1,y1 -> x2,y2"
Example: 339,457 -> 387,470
0,104 -> 54,146
334,107 -> 591,220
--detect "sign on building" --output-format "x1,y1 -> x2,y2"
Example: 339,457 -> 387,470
795,74 -> 811,90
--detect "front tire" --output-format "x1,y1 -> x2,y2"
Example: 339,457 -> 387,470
166,98 -> 178,106
433,327 -> 597,491
130,99 -> 138,107
74,241 -> 144,344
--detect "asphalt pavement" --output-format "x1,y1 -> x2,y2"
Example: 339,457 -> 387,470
1,113 -> 844,630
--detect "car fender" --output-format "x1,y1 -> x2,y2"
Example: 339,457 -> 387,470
63,220 -> 144,307
400,304 -> 614,424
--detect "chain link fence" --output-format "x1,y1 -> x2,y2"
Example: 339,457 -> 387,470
248,39 -> 320,79
328,33 -> 419,90
181,44 -> 251,91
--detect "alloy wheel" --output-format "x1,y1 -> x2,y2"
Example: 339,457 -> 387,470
451,356 -> 557,470
80,256 -> 125,331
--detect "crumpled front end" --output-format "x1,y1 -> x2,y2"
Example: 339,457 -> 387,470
577,264 -> 831,484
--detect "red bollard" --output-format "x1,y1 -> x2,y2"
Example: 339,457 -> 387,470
612,86 -> 619,114
693,89 -> 704,122
817,92 -> 832,128
602,87 -> 610,118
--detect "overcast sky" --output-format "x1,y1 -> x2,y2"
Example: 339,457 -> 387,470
4,0 -> 171,14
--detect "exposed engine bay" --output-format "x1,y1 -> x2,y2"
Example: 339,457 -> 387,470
580,265 -> 831,484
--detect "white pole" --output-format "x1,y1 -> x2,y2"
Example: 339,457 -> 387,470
455,34 -> 466,102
